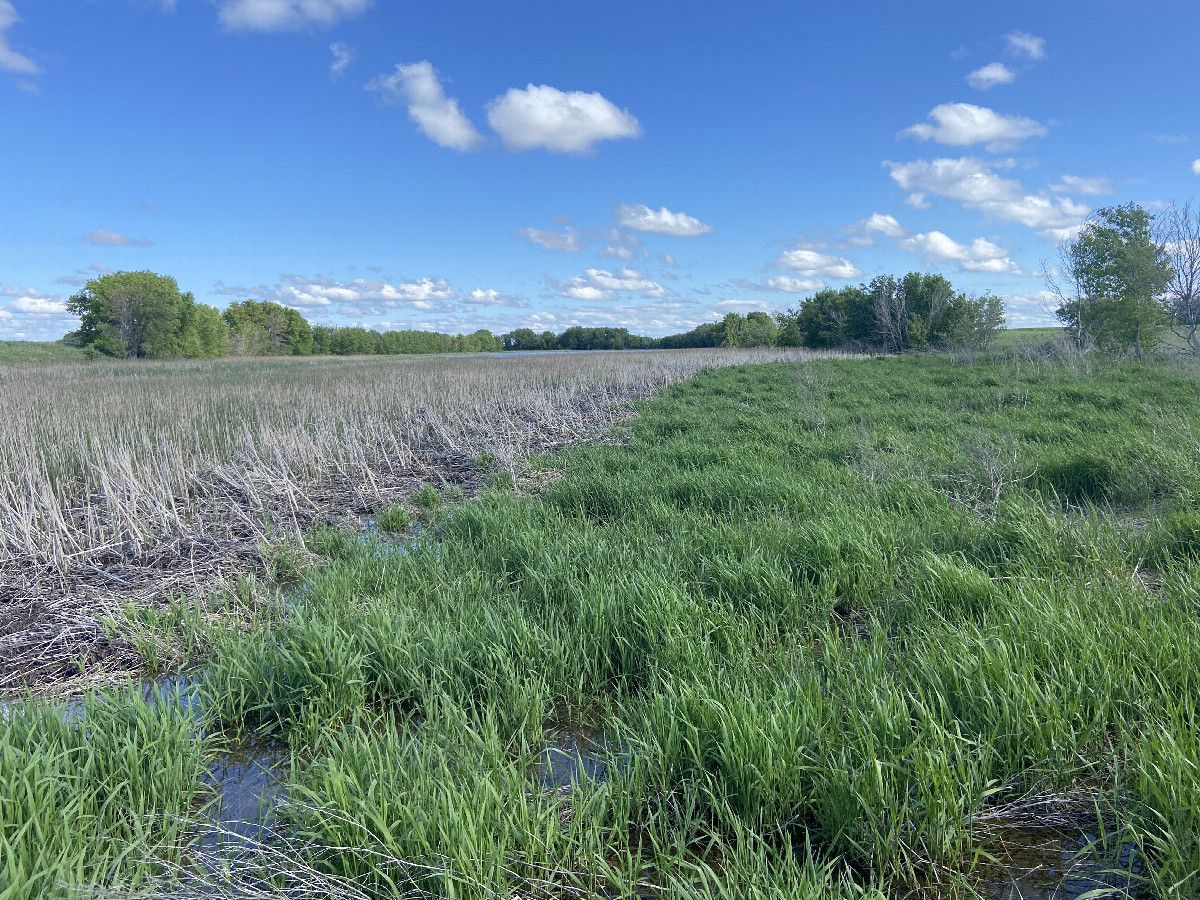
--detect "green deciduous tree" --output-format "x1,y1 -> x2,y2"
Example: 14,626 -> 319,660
1052,203 -> 1174,355
222,300 -> 313,356
65,271 -> 229,359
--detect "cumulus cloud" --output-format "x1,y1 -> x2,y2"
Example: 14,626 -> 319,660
774,249 -> 862,280
81,230 -> 153,247
884,157 -> 1090,239
765,276 -> 822,293
966,62 -> 1015,90
1193,159 -> 1200,176
487,85 -> 641,154
368,61 -> 482,151
553,267 -> 671,302
901,103 -> 1047,151
615,204 -> 714,237
899,231 -> 1020,274
658,253 -> 677,267
1005,31 -> 1046,60
216,0 -> 371,32
518,225 -> 582,252
9,295 -> 69,315
764,276 -> 823,293
0,286 -> 74,340
843,212 -> 907,246
0,1 -> 39,75
1049,175 -> 1113,196
329,42 -> 353,79
231,274 -> 458,315
465,289 -> 528,307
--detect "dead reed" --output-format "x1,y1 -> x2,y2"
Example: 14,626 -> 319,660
0,348 -> 841,694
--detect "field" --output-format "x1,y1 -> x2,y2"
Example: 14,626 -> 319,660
3,348 -> 1200,898
0,340 -> 91,364
0,348 -> 834,693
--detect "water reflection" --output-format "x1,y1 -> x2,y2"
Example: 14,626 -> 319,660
976,827 -> 1143,899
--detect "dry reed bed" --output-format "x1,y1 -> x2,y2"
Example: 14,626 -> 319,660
0,348 -> 839,694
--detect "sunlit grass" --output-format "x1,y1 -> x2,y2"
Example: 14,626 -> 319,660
4,352 -> 1200,897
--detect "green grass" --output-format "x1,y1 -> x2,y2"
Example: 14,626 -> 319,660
5,352 -> 1200,897
0,689 -> 210,899
0,340 -> 91,364
992,326 -> 1063,348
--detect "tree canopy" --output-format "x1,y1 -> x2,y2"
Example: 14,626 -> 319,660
223,300 -> 313,356
1053,203 -> 1174,354
66,271 -> 228,359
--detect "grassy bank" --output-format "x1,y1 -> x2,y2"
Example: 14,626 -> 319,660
4,352 -> 1200,897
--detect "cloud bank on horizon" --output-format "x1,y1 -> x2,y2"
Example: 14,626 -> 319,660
1,2 -> 1198,340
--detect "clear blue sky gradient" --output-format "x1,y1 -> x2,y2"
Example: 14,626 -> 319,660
3,0 -> 1199,339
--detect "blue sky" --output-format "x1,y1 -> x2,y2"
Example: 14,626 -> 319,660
3,0 -> 1199,339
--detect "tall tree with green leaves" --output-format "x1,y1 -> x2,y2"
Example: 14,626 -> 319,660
222,300 -> 313,356
1051,204 -> 1174,355
66,271 -> 227,359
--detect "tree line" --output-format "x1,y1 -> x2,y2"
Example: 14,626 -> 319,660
64,269 -> 1014,361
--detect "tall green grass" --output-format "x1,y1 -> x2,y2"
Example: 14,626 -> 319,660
0,689 -> 210,898
7,353 -> 1200,897
187,355 -> 1200,896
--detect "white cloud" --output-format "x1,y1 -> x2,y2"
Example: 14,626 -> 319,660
1193,159 -> 1200,176
329,43 -> 353,80
884,157 -> 1090,239
765,276 -> 824,293
8,295 -> 68,315
844,212 -> 906,246
486,84 -> 641,154
1152,134 -> 1187,145
593,225 -> 644,262
774,249 -> 862,280
966,62 -> 1015,90
368,61 -> 482,151
0,2 -> 39,75
0,286 -> 74,340
553,267 -> 671,302
81,229 -> 153,247
216,0 -> 371,32
899,231 -> 1020,274
1003,291 -> 1058,327
901,103 -> 1047,151
1049,175 -> 1112,196
518,225 -> 582,252
658,253 -> 677,267
234,274 -> 457,315
1005,31 -> 1046,60
465,289 -> 528,307
615,204 -> 713,237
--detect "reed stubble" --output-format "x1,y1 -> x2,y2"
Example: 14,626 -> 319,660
0,348 -> 840,695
